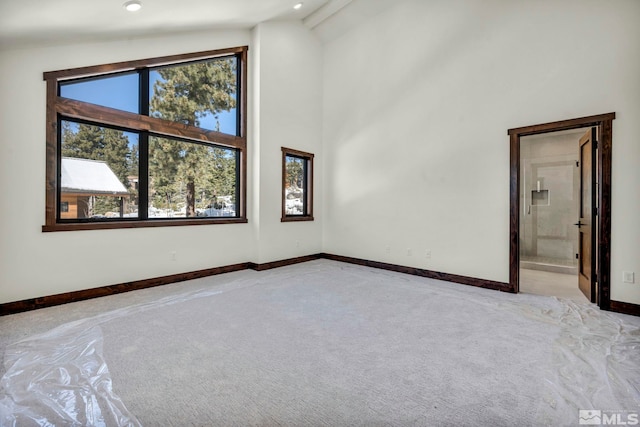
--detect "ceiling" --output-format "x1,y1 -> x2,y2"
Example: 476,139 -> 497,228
0,0 -> 333,49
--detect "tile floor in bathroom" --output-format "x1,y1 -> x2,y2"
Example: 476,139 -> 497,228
519,268 -> 588,303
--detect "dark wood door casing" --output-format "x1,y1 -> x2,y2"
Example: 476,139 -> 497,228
508,112 -> 615,310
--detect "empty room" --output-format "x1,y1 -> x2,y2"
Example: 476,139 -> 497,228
1,0 -> 639,425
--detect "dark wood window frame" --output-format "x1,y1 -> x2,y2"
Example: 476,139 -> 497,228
43,46 -> 248,232
508,112 -> 615,310
281,147 -> 314,222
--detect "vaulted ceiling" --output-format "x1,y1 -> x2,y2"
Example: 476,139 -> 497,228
0,0 -> 332,49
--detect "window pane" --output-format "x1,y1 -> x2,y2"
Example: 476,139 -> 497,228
60,73 -> 139,114
150,56 -> 238,134
60,121 -> 139,219
285,155 -> 306,216
149,136 -> 238,218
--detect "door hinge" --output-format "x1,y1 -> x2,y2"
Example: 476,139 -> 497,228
576,253 -> 579,259
594,140 -> 598,149
576,161 -> 579,167
595,207 -> 598,216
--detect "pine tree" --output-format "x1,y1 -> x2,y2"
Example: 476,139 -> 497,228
127,142 -> 140,208
204,147 -> 237,209
149,137 -> 181,213
149,57 -> 237,217
286,157 -> 304,189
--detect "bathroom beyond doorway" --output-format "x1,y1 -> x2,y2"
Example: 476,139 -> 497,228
508,113 -> 615,309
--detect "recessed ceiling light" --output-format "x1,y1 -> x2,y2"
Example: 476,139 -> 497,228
293,2 -> 303,10
123,0 -> 143,12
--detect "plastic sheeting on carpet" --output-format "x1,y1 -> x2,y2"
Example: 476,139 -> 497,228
502,298 -> 640,425
0,273 -> 262,427
0,326 -> 140,427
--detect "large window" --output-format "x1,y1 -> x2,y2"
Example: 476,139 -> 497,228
281,147 -> 314,222
43,46 -> 247,231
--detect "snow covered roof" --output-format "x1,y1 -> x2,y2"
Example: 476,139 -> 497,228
61,157 -> 129,196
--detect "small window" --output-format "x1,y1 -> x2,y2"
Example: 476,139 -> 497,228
281,147 -> 314,222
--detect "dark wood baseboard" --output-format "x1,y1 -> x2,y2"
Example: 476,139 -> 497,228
0,262 -> 250,316
609,300 -> 640,317
320,253 -> 513,292
249,254 -> 322,271
0,255 -> 322,316
2,252 -> 636,317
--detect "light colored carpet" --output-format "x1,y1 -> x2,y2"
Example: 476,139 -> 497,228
1,260 -> 639,426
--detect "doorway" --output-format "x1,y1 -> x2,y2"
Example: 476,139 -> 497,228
518,128 -> 590,303
508,113 -> 615,310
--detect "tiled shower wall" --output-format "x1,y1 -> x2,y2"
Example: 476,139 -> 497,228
520,131 -> 584,270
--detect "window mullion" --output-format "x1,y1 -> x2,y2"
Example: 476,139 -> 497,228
140,68 -> 149,116
138,131 -> 148,220
139,70 -> 150,220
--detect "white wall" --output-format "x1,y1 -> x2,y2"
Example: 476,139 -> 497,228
2,0 -> 639,307
251,21 -> 323,263
319,0 -> 640,304
0,24 -> 322,304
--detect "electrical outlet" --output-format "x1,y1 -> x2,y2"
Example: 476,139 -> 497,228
407,248 -> 412,256
170,251 -> 177,261
385,246 -> 390,254
425,250 -> 431,260
296,241 -> 300,248
622,271 -> 635,284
